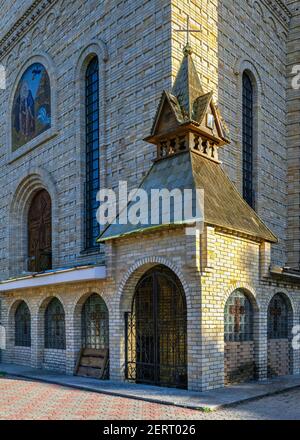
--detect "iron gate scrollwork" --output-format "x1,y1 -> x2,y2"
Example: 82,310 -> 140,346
125,266 -> 187,389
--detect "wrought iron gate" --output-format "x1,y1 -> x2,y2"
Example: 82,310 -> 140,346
125,266 -> 187,389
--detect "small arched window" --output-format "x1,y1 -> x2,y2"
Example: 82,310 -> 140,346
45,298 -> 66,349
242,72 -> 254,208
85,56 -> 100,249
268,293 -> 289,339
15,301 -> 31,347
81,293 -> 109,350
225,290 -> 253,342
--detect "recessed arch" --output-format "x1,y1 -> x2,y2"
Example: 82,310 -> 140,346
125,264 -> 188,389
28,189 -> 52,272
253,1 -> 265,22
224,287 -> 259,385
234,59 -> 263,211
222,283 -> 259,311
234,58 -> 265,97
44,297 -> 66,350
7,53 -> 57,159
73,291 -> 109,350
74,41 -> 108,252
267,292 -> 293,377
8,298 -> 32,343
15,301 -> 31,347
117,256 -> 192,314
8,167 -> 58,277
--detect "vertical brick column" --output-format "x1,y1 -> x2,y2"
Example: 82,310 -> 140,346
108,307 -> 124,382
30,311 -> 40,369
292,310 -> 300,374
65,310 -> 76,375
256,310 -> 268,381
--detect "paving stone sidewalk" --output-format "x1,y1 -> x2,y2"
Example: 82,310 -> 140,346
1,363 -> 300,411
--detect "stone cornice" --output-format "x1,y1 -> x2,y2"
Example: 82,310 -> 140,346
263,0 -> 292,28
0,0 -> 293,61
0,0 -> 58,60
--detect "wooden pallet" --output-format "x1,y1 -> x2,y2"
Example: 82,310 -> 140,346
76,348 -> 108,379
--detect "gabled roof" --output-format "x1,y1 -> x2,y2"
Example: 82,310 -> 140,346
98,151 -> 277,244
151,91 -> 185,135
193,91 -> 214,123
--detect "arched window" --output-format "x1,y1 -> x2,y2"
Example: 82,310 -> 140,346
225,290 -> 253,342
12,63 -> 51,151
28,189 -> 52,272
268,293 -> 289,339
85,56 -> 100,249
45,298 -> 66,349
15,301 -> 31,347
81,293 -> 109,350
242,72 -> 254,208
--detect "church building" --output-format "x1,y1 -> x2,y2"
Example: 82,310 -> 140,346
0,0 -> 300,392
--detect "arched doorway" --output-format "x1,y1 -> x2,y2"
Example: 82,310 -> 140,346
267,293 -> 292,377
125,266 -> 187,389
224,289 -> 256,385
28,189 -> 52,272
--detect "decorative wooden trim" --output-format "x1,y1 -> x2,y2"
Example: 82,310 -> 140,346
0,0 -> 58,60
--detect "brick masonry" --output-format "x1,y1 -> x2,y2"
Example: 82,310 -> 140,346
224,341 -> 255,385
0,0 -> 299,393
268,339 -> 291,377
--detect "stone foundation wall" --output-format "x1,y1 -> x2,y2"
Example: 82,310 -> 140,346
43,349 -> 66,373
13,346 -> 31,367
268,339 -> 290,377
224,341 -> 255,385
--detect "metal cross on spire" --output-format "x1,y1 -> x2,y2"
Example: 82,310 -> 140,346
175,16 -> 202,52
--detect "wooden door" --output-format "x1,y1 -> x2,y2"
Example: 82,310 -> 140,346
28,189 -> 52,272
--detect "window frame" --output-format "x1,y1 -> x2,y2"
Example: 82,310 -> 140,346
15,301 -> 31,347
242,72 -> 255,209
44,298 -> 66,350
85,56 -> 100,250
224,290 -> 254,342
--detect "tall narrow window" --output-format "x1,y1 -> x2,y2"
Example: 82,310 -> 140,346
242,72 -> 254,208
85,56 -> 100,249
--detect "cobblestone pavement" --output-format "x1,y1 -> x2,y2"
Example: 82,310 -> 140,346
0,376 -> 299,420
